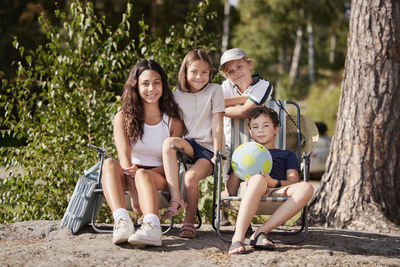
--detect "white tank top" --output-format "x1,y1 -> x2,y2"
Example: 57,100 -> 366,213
131,113 -> 171,167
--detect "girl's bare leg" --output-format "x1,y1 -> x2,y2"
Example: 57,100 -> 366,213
101,158 -> 127,212
162,137 -> 194,214
134,167 -> 169,215
180,159 -> 213,237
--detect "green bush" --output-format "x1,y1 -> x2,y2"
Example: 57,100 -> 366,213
0,0 -> 220,224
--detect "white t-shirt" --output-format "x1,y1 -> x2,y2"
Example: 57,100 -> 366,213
173,83 -> 225,152
131,113 -> 171,166
222,74 -> 273,148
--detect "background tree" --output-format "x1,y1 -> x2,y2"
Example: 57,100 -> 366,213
231,0 -> 348,99
309,0 -> 400,231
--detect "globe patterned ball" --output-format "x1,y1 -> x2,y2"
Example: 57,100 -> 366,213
231,141 -> 273,181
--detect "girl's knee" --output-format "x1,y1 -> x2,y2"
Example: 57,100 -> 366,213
184,172 -> 201,190
185,173 -> 197,186
101,159 -> 123,182
102,158 -> 118,172
135,168 -> 147,177
134,169 -> 151,184
162,137 -> 180,153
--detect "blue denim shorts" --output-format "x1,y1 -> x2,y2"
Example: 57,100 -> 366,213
185,138 -> 214,164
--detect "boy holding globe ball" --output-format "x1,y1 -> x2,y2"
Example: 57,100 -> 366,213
227,106 -> 314,254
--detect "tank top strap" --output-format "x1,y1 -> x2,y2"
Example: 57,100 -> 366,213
163,113 -> 172,131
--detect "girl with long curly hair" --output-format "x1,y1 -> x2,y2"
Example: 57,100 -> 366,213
102,59 -> 183,246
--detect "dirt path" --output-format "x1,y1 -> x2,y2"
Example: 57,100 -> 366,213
0,220 -> 399,266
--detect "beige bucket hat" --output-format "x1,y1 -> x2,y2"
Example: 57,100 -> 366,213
285,114 -> 319,156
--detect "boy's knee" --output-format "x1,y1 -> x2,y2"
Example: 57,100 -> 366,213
297,182 -> 314,200
249,174 -> 266,185
247,174 -> 268,194
304,182 -> 314,198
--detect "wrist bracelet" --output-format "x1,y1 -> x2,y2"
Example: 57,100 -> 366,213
275,180 -> 281,188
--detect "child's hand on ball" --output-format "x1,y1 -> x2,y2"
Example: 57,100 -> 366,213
261,172 -> 276,187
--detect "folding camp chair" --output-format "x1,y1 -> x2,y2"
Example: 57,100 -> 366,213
212,99 -> 315,244
61,144 -> 201,234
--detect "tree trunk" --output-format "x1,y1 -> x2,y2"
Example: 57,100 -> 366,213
279,45 -> 289,73
289,26 -> 303,84
150,0 -> 157,38
307,20 -> 315,84
309,0 -> 400,232
329,30 -> 337,64
221,0 -> 230,52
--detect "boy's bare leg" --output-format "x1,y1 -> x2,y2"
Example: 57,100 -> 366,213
251,181 -> 314,239
231,174 -> 267,245
219,173 -> 242,226
226,173 -> 241,196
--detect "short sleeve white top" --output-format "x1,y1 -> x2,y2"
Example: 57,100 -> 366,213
173,83 -> 225,152
222,74 -> 273,148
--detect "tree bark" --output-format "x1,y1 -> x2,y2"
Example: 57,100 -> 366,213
309,0 -> 400,232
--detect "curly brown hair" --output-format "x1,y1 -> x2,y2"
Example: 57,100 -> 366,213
122,59 -> 181,144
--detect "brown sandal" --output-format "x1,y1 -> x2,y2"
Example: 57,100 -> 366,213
163,198 -> 187,219
179,223 -> 197,238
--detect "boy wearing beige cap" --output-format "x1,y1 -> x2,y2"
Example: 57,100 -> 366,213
219,48 -> 274,225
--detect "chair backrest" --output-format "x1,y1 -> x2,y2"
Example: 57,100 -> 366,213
230,100 -> 296,157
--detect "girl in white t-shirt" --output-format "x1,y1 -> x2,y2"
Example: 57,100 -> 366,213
102,60 -> 184,246
162,49 -> 225,238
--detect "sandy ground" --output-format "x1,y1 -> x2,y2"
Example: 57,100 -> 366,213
0,220 -> 399,266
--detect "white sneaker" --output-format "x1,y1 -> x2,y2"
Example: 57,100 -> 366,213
128,221 -> 162,246
112,217 -> 135,244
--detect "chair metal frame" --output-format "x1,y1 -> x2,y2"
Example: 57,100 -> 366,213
85,144 -> 201,234
211,100 -> 311,244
